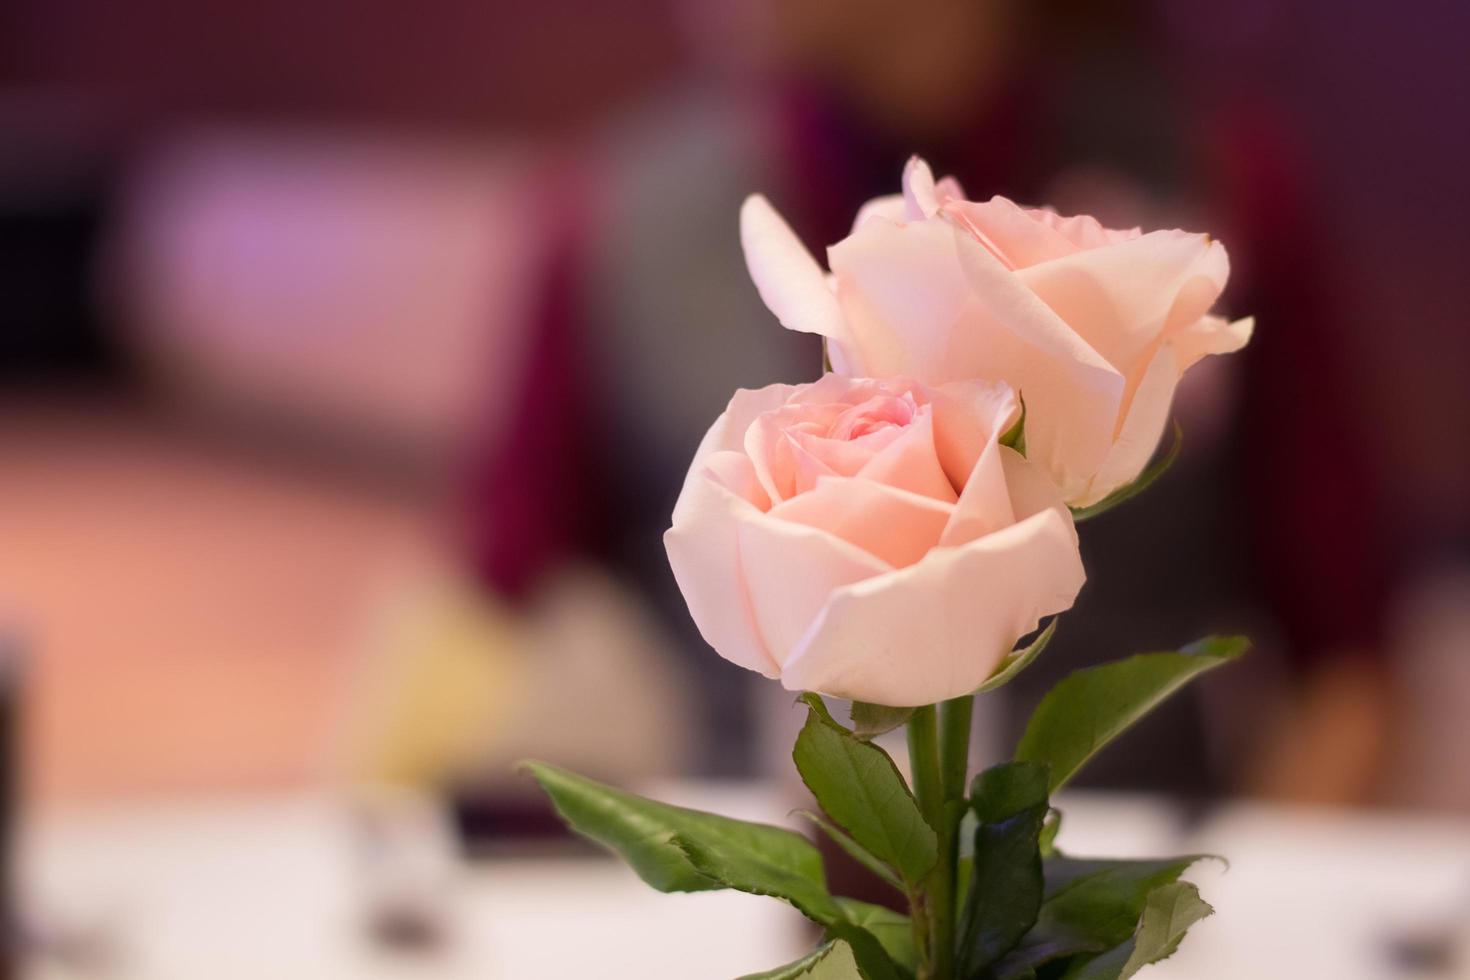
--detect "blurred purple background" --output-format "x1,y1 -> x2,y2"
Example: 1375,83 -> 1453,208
2,0 -> 1468,813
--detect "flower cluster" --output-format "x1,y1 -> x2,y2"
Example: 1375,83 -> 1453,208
529,157 -> 1253,980
668,157 -> 1252,707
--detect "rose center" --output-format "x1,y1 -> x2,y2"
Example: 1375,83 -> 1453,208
828,393 -> 917,442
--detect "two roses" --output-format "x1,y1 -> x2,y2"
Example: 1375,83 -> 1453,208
666,158 -> 1253,706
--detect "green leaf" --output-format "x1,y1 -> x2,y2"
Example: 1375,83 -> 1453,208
1070,421 -> 1182,522
837,899 -> 919,970
850,702 -> 917,740
1043,856 -> 1208,904
977,619 -> 1058,694
741,940 -> 861,980
1015,636 -> 1249,792
522,761 -> 824,893
794,695 -> 939,885
796,810 -> 906,894
956,763 -> 1050,976
674,836 -> 903,980
991,855 -> 1205,979
525,760 -> 903,980
1060,881 -> 1214,979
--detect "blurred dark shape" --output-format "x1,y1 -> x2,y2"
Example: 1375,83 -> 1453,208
0,196 -> 118,382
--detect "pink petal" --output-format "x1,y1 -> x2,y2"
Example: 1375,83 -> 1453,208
902,157 -> 941,220
1173,314 -> 1254,368
1017,232 -> 1228,374
827,216 -> 980,381
768,476 -> 954,568
779,508 -> 1086,705
1083,315 -> 1253,505
663,384 -> 801,676
665,465 -> 779,677
852,194 -> 907,233
999,445 -> 1075,526
927,380 -> 1020,497
736,514 -> 890,669
939,439 -> 1014,546
951,231 -> 1125,502
945,196 -> 1082,268
703,383 -> 806,454
740,195 -> 847,339
856,407 -> 958,502
1027,207 -> 1141,251
1083,342 -> 1179,505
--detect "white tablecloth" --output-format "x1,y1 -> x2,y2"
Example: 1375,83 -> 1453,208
21,785 -> 1470,979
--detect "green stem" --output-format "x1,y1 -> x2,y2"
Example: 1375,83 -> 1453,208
907,697 -> 974,979
908,705 -> 952,979
939,695 -> 974,805
939,696 -> 975,974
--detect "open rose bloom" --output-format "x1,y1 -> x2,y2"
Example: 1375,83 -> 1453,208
665,375 -> 1085,706
741,158 -> 1254,506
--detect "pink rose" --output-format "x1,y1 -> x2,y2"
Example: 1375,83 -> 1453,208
740,157 -> 1254,506
664,374 -> 1084,706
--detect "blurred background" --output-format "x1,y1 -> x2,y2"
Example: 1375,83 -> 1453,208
3,0 -> 1469,976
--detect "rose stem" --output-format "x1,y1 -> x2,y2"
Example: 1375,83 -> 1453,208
937,696 -> 974,970
908,704 -> 954,979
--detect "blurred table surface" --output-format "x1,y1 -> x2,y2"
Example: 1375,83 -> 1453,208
20,782 -> 1470,980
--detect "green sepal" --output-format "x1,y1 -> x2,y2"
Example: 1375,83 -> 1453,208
1070,420 -> 1182,522
850,702 -> 917,740
977,619 -> 1058,694
1000,394 -> 1028,455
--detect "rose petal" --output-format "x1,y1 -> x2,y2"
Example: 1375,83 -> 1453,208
856,407 -> 958,502
703,383 -> 805,455
736,514 -> 890,668
740,194 -> 847,340
902,156 -> 941,220
1173,314 -> 1254,367
779,508 -> 1086,705
999,445 -> 1075,526
951,231 -> 1125,502
945,196 -> 1082,268
1082,315 -> 1254,505
769,476 -> 954,568
664,384 -> 800,675
1082,342 -> 1179,505
939,438 -> 1014,545
665,465 -> 779,677
927,380 -> 1019,496
853,194 -> 907,232
1018,231 -> 1228,373
790,426 -> 900,480
1028,207 -> 1141,252
827,216 -> 982,381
